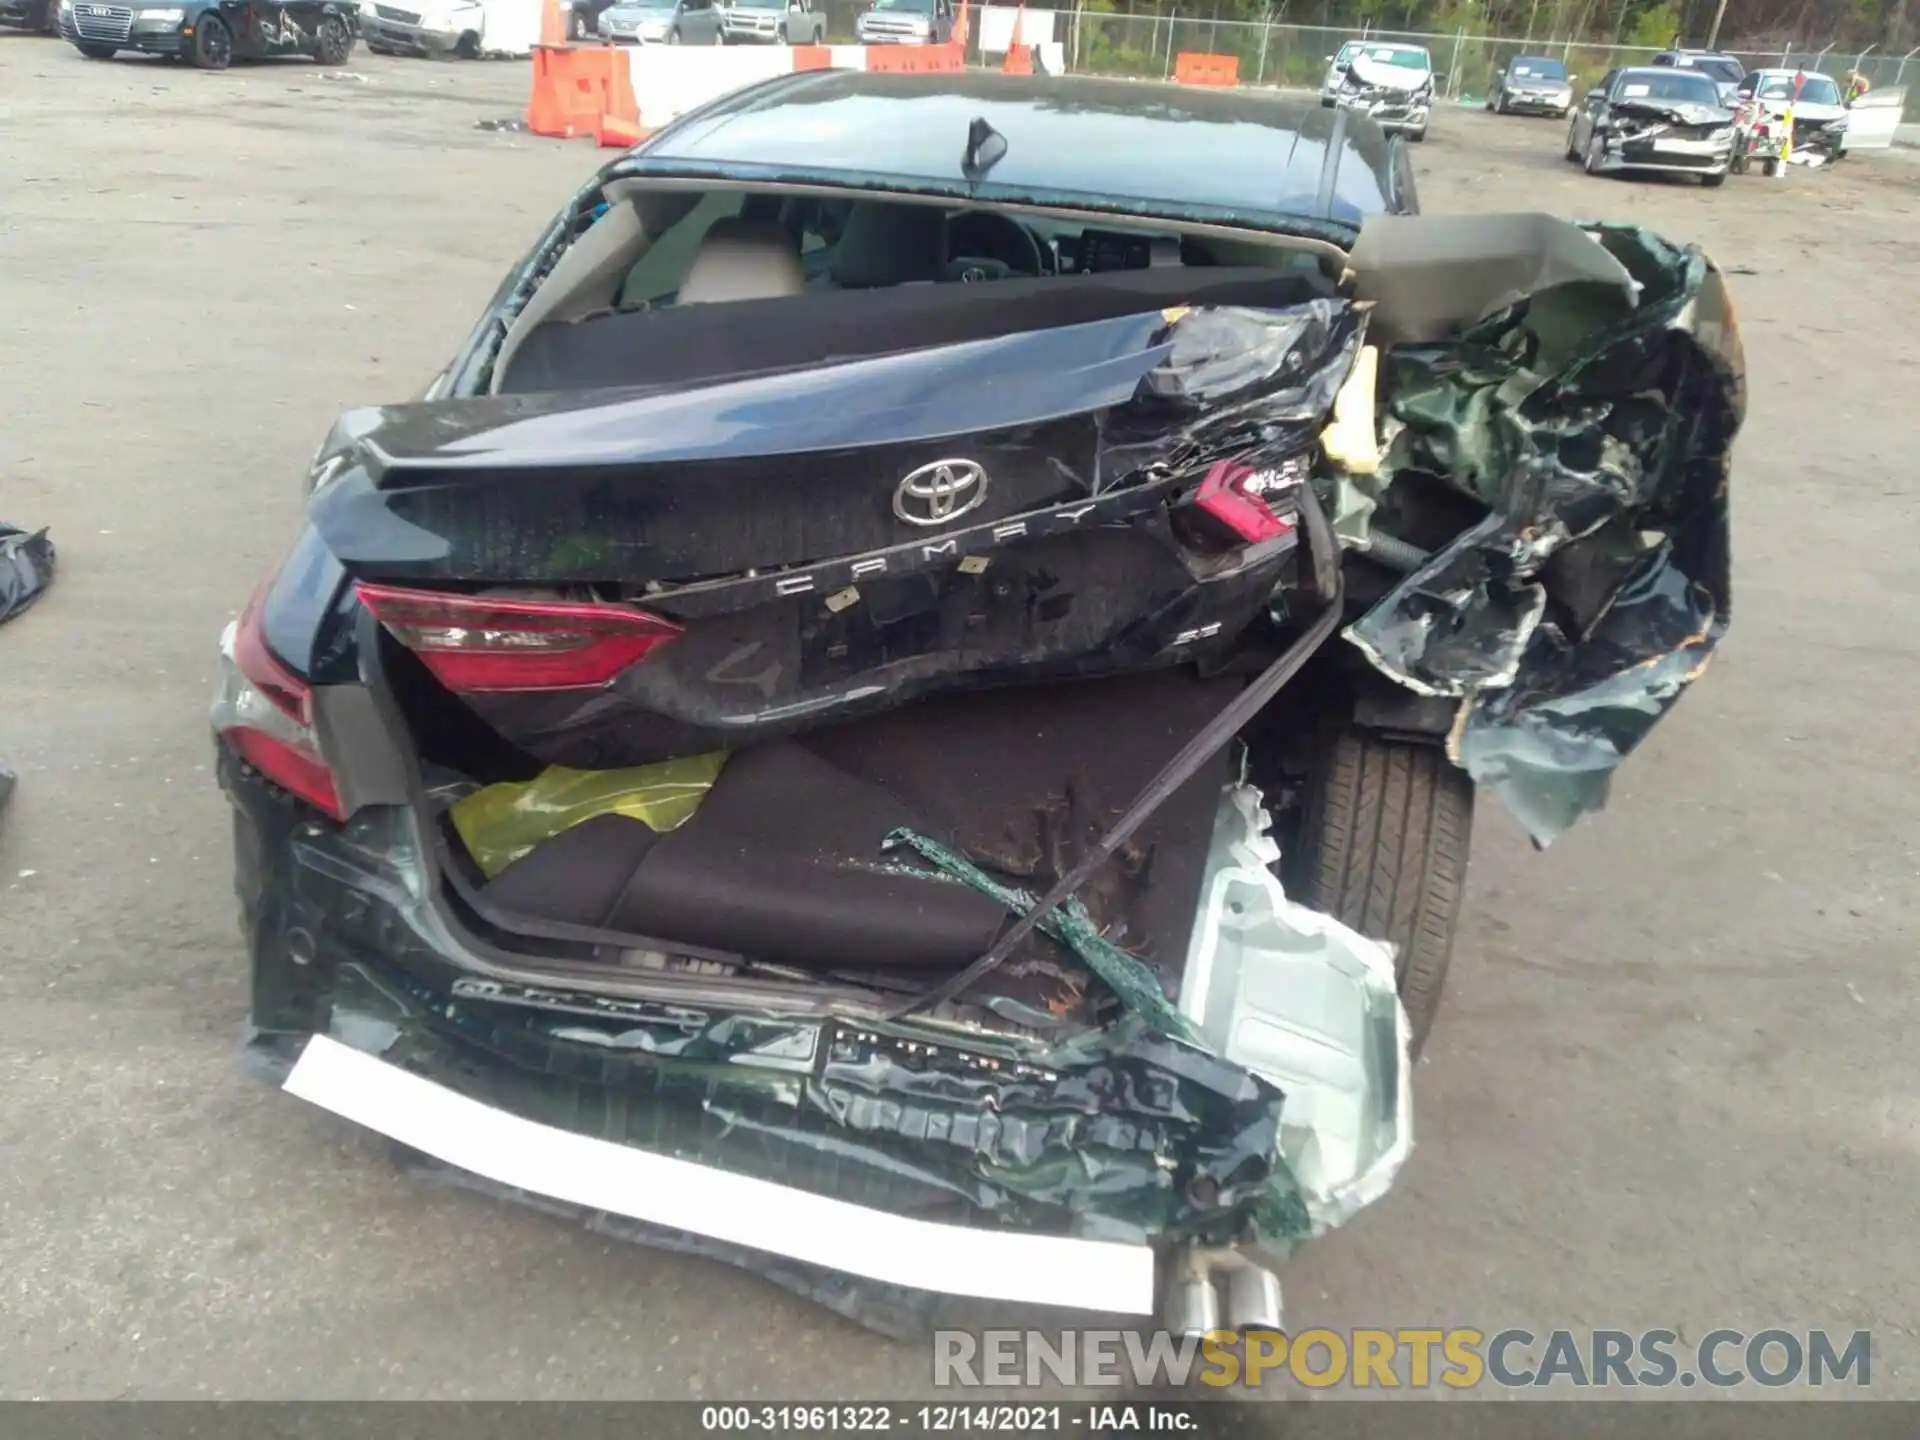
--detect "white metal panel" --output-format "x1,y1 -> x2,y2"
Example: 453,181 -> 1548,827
285,1034 -> 1159,1314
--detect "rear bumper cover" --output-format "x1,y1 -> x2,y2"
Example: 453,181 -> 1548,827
220,741 -> 1410,1321
286,1032 -> 1156,1312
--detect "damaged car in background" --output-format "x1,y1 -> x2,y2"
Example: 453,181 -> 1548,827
213,72 -> 1740,1336
1325,41 -> 1437,140
1567,65 -> 1736,183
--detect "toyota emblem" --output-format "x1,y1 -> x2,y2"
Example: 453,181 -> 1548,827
893,459 -> 988,527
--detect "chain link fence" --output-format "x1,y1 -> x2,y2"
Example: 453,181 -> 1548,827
1053,7 -> 1919,117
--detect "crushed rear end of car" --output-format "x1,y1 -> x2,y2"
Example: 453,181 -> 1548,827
214,183 -> 1742,1333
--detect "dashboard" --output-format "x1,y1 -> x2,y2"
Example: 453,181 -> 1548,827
945,210 -> 1188,280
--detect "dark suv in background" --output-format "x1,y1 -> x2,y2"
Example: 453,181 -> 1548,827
0,0 -> 57,29
1651,49 -> 1746,103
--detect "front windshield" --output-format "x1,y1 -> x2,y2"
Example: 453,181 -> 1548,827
1509,57 -> 1568,79
871,0 -> 933,12
1617,71 -> 1722,105
1361,45 -> 1430,70
1758,73 -> 1840,104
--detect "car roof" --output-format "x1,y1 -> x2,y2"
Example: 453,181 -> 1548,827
1508,53 -> 1565,63
629,71 -> 1404,233
1618,65 -> 1720,80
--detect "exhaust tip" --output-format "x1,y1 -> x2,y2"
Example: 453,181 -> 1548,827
1163,1271 -> 1222,1340
1224,1265 -> 1285,1334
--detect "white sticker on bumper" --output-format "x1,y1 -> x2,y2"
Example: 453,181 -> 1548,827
285,1034 -> 1158,1314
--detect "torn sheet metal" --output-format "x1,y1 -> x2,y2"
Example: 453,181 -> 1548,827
1347,213 -> 1639,347
1344,224 -> 1740,844
1177,784 -> 1411,1238
0,525 -> 55,625
883,826 -> 1205,1045
227,743 -> 1315,1296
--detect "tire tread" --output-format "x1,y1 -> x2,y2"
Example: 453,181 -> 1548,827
1297,732 -> 1473,1050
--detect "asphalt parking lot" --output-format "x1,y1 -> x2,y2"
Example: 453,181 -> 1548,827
2,39 -> 1919,1401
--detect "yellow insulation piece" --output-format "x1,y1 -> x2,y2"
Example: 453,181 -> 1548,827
450,753 -> 728,879
1321,343 -> 1382,475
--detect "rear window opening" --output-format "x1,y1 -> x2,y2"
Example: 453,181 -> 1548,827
482,183 -> 1336,396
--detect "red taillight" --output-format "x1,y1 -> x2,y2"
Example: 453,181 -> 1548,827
1193,460 -> 1297,545
354,582 -> 681,694
218,583 -> 346,819
232,583 -> 313,727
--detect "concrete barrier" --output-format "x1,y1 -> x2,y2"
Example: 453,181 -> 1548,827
617,42 -> 964,133
624,46 -> 800,131
1173,51 -> 1239,87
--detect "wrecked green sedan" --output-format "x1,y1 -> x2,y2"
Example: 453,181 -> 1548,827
211,71 -> 1739,1335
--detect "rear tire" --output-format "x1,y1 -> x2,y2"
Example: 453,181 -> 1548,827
1289,732 -> 1474,1053
313,12 -> 351,62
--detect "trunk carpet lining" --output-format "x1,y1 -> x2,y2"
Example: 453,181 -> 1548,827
475,669 -> 1242,994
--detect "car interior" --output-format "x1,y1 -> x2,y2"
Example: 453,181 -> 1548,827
488,184 -> 1334,395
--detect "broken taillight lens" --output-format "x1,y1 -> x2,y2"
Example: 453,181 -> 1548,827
354,583 -> 682,693
1192,459 -> 1299,544
213,583 -> 345,820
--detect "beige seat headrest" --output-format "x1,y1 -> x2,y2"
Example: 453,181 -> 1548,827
676,215 -> 806,305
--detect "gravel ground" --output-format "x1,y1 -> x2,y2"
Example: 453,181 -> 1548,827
1,41 -> 1917,1400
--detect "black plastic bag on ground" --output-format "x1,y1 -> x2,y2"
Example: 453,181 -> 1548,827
0,525 -> 55,625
